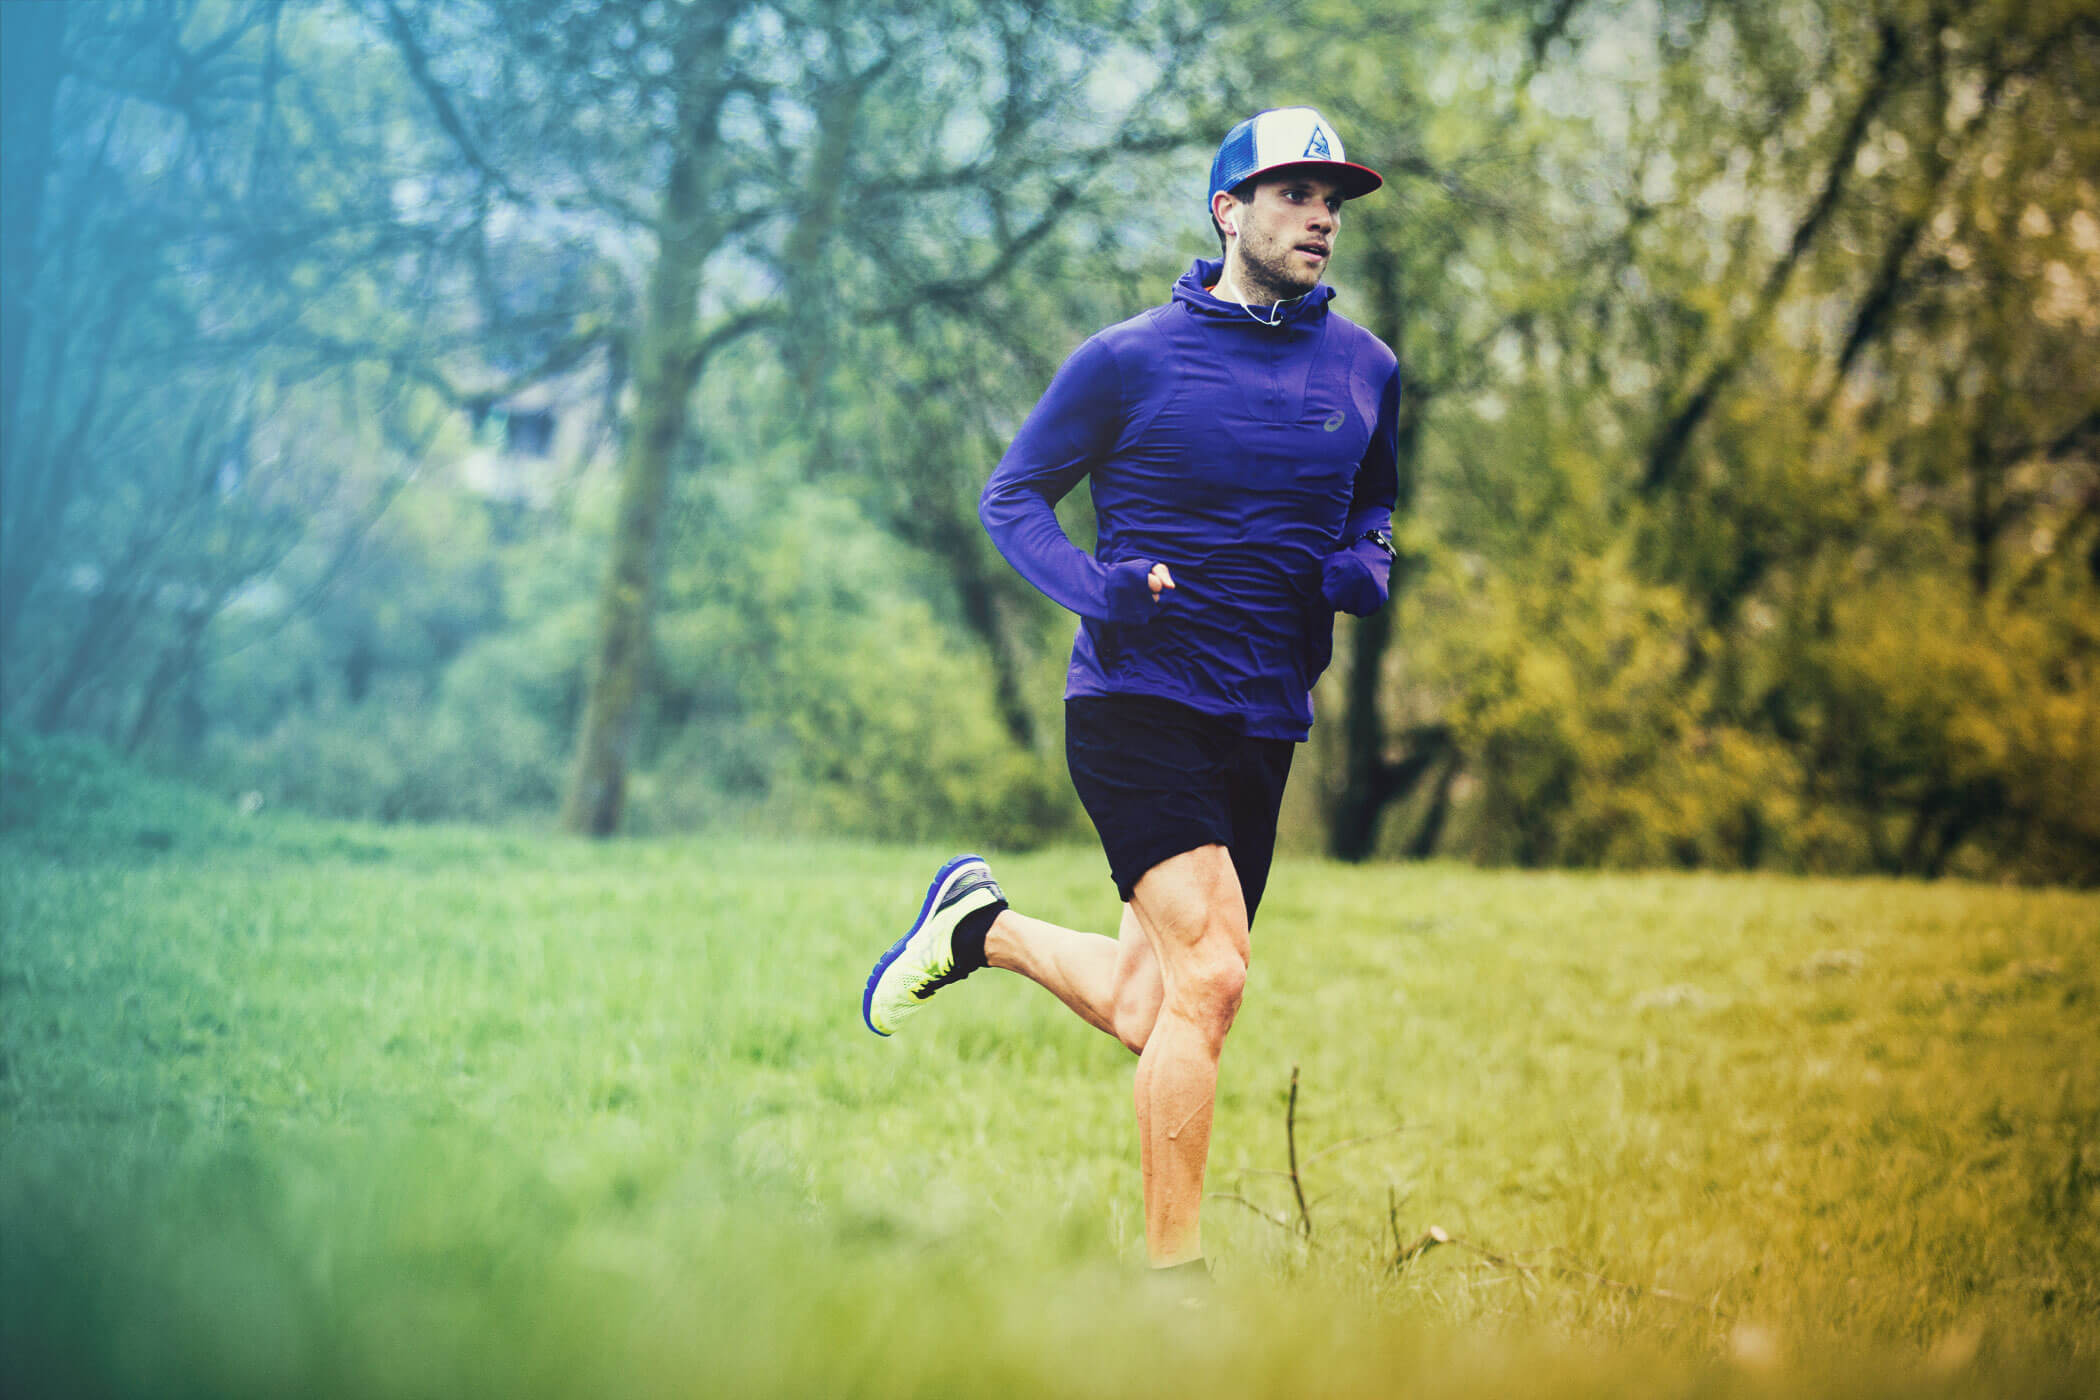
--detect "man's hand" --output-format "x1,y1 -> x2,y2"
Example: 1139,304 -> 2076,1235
1105,558 -> 1176,622
1320,546 -> 1388,616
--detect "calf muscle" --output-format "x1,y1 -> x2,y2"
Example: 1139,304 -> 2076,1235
1127,844 -> 1249,1266
972,844 -> 1253,1266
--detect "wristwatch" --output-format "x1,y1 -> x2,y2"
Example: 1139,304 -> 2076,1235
1359,528 -> 1396,560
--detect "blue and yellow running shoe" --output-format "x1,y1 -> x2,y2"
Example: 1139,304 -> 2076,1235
863,855 -> 1005,1036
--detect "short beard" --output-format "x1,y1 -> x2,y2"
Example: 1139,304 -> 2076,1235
1230,235 -> 1320,306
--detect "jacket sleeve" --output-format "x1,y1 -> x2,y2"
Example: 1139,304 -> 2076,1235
978,335 -> 1160,624
1320,357 -> 1403,616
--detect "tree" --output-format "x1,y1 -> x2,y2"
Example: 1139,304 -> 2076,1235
1188,0 -> 1566,859
1406,0 -> 2100,877
0,3 -> 66,491
377,0 -> 1223,834
1,0 -> 434,740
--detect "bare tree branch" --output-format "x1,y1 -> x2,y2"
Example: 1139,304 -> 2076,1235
377,0 -> 524,202
1643,19 -> 1907,495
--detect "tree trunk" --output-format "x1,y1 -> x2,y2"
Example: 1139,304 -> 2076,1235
951,541 -> 1040,752
1331,604 -> 1396,861
1967,421 -> 1996,598
1403,750 -> 1462,859
0,1 -> 66,664
560,130 -> 711,836
899,503 -> 1040,751
778,49 -> 885,474
125,602 -> 215,754
0,1 -> 62,468
31,581 -> 149,735
1328,244 -> 1439,860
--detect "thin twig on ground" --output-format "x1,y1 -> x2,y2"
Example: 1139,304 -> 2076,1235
1389,1224 -> 1709,1309
1287,1063 -> 1311,1237
1458,1234 -> 1543,1278
1207,1191 -> 1299,1234
1394,1224 -> 1452,1268
1304,1124 -> 1412,1167
1545,1247 -> 1701,1305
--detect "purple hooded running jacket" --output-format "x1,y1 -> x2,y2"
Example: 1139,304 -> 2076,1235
979,257 -> 1400,742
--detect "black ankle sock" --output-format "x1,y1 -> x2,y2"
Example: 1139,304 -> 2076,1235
950,901 -> 1005,975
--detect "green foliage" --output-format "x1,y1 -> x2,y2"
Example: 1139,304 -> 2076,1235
3,815 -> 2095,1394
6,0 -> 2093,882
1402,549 -> 1808,870
170,438 -> 1080,845
195,489 -> 578,825
642,456 -> 1079,847
1303,0 -> 2100,883
1793,573 -> 2100,883
208,678 -> 567,828
0,727 -> 246,855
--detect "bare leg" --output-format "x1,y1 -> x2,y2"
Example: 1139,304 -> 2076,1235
986,905 -> 1163,1053
1127,845 -> 1248,1268
983,854 -> 1246,1269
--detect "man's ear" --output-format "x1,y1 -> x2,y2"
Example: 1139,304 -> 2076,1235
1211,188 -> 1240,240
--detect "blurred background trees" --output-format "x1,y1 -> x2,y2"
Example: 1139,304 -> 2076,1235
2,0 -> 2093,882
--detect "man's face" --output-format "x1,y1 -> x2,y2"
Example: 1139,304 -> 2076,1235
1222,171 -> 1343,301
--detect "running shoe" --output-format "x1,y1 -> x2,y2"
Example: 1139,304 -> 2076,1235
862,854 -> 1004,1036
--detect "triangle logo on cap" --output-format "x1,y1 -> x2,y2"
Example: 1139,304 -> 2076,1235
1304,123 -> 1333,160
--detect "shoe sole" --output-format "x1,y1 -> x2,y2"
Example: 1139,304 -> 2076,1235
862,853 -> 985,1037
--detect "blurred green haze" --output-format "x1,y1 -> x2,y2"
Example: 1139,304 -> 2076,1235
0,0 -> 2094,877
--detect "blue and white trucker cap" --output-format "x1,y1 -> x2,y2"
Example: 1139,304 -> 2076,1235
1208,107 -> 1383,209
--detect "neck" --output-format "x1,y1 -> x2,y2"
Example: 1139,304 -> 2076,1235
1209,252 -> 1268,308
1212,250 -> 1288,308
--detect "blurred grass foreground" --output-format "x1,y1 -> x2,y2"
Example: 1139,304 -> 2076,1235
3,741 -> 2096,1398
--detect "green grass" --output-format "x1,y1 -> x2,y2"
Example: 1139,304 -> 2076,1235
2,807 -> 2096,1398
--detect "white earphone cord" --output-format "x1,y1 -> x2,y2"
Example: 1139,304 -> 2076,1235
1243,290 -> 1308,328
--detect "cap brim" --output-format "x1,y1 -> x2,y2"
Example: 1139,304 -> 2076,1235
1243,159 -> 1385,200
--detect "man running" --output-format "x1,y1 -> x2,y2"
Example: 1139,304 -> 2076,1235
862,108 -> 1399,1279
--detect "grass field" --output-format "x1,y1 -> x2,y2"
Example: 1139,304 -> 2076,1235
2,796 -> 2097,1397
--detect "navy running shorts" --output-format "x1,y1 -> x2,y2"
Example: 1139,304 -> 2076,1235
1064,694 -> 1296,925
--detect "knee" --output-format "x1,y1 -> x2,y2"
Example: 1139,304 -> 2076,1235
1175,945 -> 1247,1044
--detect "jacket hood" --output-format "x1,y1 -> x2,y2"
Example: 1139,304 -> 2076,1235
1172,257 -> 1336,327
